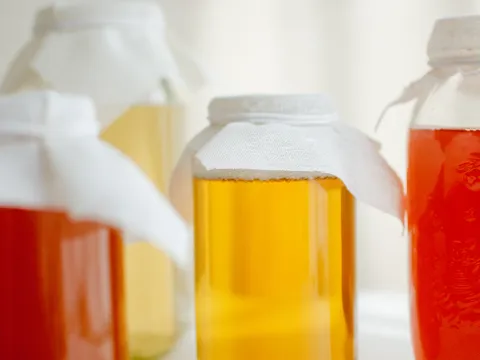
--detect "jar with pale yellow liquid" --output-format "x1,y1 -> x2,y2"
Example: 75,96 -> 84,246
1,1 -> 203,359
171,94 -> 404,360
102,97 -> 186,359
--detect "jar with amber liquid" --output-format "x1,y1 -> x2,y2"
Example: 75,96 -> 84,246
0,1 -> 201,359
0,91 -> 189,360
171,94 -> 404,360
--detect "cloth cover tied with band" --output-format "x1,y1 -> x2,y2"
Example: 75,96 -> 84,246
1,0 -> 205,126
170,94 -> 405,225
0,90 -> 189,266
377,15 -> 480,130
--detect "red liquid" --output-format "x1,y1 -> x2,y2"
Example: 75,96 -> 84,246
0,208 -> 127,360
408,128 -> 480,360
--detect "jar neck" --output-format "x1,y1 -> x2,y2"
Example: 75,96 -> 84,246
429,56 -> 480,69
208,112 -> 339,126
426,63 -> 480,80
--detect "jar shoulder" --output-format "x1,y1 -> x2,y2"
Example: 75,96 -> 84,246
413,75 -> 480,129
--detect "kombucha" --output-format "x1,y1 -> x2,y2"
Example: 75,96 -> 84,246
193,176 -> 355,360
101,105 -> 184,358
0,208 -> 126,360
409,128 -> 480,360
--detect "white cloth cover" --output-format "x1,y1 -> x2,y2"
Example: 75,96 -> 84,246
377,15 -> 480,129
0,90 -> 189,266
170,94 -> 405,224
1,0 -> 205,126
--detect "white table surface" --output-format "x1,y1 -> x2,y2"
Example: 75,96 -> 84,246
163,292 -> 414,360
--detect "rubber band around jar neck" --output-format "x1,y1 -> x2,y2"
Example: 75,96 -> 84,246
208,113 -> 339,126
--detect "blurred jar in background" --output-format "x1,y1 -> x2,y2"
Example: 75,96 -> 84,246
101,95 -> 184,359
0,1 -> 203,358
171,94 -> 404,360
380,15 -> 480,360
0,91 -> 189,360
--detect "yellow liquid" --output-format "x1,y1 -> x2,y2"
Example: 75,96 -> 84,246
194,177 -> 355,360
102,105 -> 184,359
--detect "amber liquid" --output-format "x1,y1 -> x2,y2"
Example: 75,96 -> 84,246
409,128 -> 480,360
193,177 -> 355,360
0,208 -> 126,360
102,105 -> 184,358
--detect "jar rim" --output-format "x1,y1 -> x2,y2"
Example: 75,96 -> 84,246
428,15 -> 480,66
34,0 -> 165,35
208,94 -> 338,125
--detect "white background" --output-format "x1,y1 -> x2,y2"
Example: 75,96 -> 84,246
1,1 -> 480,357
1,0 -> 479,293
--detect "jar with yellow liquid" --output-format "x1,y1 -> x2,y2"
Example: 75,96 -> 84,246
1,1 -> 203,359
171,94 -> 404,360
102,97 -> 186,359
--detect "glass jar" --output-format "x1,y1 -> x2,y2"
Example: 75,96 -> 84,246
0,2 -> 201,358
0,210 -> 126,360
101,96 -> 185,359
0,91 -> 189,360
380,16 -> 480,360
172,94 -> 404,360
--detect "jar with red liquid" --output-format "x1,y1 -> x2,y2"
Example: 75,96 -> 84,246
0,91 -> 189,360
380,16 -> 480,360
